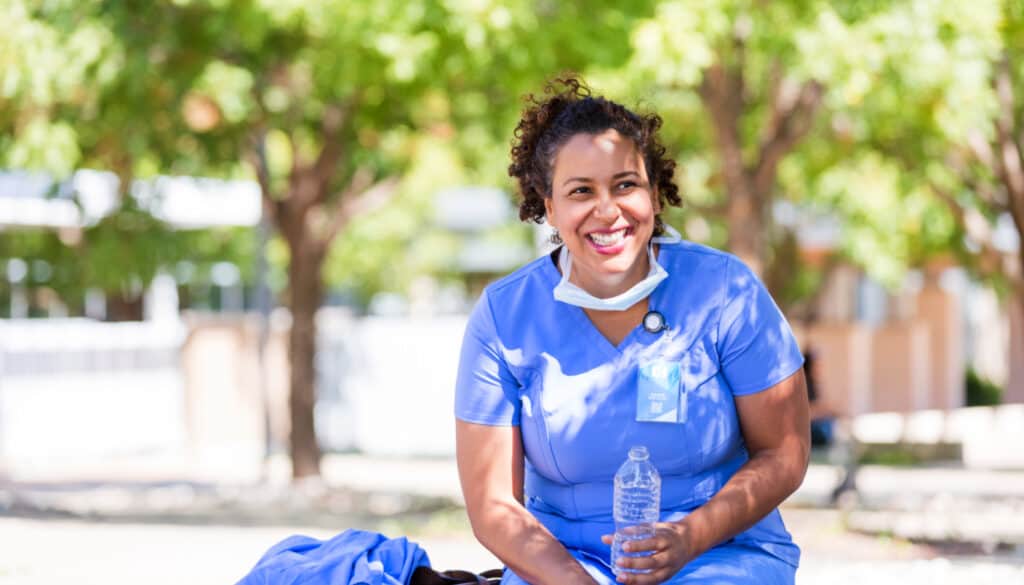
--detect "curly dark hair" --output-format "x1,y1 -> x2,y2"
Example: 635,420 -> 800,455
508,75 -> 681,239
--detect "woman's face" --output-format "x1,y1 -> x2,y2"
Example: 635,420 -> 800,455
544,129 -> 659,298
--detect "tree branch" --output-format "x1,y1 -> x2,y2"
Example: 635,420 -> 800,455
753,79 -> 823,197
993,57 -> 1024,234
687,200 -> 729,217
930,183 -> 1006,279
761,59 -> 786,142
700,62 -> 749,198
317,170 -> 400,253
248,131 -> 280,226
310,99 -> 357,197
286,97 -> 360,216
966,129 -> 996,169
964,173 -> 1008,212
944,150 -> 1008,212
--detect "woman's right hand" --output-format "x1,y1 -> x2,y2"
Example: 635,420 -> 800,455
456,420 -> 598,585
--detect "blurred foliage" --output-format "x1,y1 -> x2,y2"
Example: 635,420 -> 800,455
0,221 -> 255,315
0,0 -> 1022,314
965,367 -> 1003,407
616,0 -> 1016,294
857,446 -> 922,467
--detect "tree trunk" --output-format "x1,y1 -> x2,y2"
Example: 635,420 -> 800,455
701,57 -> 820,280
286,236 -> 325,479
726,185 -> 766,277
106,291 -> 143,321
1006,285 -> 1024,404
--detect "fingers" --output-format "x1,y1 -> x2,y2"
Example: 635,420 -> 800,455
615,568 -> 674,585
609,522 -> 689,583
613,556 -> 677,585
614,549 -> 667,572
612,534 -> 686,583
618,535 -> 662,554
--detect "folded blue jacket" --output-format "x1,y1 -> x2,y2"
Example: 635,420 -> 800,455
237,529 -> 431,585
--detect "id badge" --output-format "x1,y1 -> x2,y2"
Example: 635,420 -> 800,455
636,360 -> 681,423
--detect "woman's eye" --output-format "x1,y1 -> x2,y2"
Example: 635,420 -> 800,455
617,181 -> 637,191
569,186 -> 591,196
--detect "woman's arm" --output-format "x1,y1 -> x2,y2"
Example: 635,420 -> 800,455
606,368 -> 810,584
456,420 -> 597,585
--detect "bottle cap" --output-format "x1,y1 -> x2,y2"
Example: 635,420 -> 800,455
628,446 -> 649,460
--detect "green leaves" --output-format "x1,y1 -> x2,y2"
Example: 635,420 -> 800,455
3,0 -> 1023,312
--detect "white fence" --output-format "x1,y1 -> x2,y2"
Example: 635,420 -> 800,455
0,312 -> 468,470
316,313 -> 466,457
0,319 -> 189,465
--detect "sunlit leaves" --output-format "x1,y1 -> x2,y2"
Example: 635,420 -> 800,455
4,119 -> 80,175
193,61 -> 255,125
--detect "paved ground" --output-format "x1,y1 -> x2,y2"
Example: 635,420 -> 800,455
2,454 -> 1023,584
1,510 -> 1022,585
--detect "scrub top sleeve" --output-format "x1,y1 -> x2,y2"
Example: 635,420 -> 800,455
716,257 -> 804,396
454,290 -> 522,426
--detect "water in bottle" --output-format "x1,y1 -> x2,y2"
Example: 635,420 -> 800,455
611,445 -> 661,577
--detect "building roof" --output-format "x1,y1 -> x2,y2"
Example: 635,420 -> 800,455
0,170 -> 261,229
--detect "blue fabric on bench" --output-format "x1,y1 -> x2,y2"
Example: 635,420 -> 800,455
236,528 -> 430,585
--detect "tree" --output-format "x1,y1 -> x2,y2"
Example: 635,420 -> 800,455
621,0 -> 830,279
83,0 -> 652,479
884,0 -> 1024,400
603,0 -> 1018,336
786,0 -> 1023,398
1,0 -> 237,320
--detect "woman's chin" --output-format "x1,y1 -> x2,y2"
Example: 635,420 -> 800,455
587,253 -> 648,281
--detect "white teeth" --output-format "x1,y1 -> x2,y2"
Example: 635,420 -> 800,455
589,229 -> 626,246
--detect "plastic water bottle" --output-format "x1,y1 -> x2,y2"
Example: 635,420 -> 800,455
611,445 -> 661,577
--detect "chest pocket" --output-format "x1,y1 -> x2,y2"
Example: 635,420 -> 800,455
679,340 -> 719,394
679,338 -> 742,472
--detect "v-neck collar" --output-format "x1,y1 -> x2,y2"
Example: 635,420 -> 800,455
541,246 -> 669,359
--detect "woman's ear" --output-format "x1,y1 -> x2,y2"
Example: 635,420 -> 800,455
544,196 -> 555,223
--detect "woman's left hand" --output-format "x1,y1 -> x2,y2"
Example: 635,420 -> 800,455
600,521 -> 693,584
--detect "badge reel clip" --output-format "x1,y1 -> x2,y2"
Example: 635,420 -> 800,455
642,310 -> 667,334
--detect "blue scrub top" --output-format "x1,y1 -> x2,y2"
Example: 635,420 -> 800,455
454,241 -> 804,579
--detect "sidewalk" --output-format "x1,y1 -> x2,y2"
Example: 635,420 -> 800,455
4,453 -> 1024,544
2,454 -> 1024,585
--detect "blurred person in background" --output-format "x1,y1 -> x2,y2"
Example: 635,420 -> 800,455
454,77 -> 810,585
803,347 -> 837,448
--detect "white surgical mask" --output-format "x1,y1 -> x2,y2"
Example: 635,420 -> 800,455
552,226 -> 681,311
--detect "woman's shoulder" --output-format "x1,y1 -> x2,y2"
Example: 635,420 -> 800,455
480,252 -> 557,301
659,239 -> 739,274
465,253 -> 559,347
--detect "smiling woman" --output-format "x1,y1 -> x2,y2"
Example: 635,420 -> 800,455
454,76 -> 810,585
545,130 -> 657,299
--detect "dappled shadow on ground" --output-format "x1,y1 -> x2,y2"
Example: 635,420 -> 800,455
784,507 -> 1024,566
0,478 -> 464,532
3,478 -> 1022,567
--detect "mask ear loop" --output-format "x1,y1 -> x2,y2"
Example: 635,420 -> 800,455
652,225 -> 682,244
557,245 -> 573,284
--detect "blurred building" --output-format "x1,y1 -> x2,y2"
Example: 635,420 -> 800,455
0,177 -> 1020,475
0,170 -> 261,229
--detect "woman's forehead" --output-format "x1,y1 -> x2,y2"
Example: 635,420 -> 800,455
553,130 -> 646,177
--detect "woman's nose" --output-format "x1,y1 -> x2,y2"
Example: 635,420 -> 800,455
592,191 -> 618,220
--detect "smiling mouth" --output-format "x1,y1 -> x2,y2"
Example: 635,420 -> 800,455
587,227 -> 632,247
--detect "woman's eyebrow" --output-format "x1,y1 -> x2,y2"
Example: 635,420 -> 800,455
561,176 -> 592,186
562,170 -> 640,186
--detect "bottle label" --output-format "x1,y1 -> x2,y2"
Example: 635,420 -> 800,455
636,360 -> 682,423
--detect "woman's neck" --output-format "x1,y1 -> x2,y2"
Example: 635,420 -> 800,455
567,244 -> 658,299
